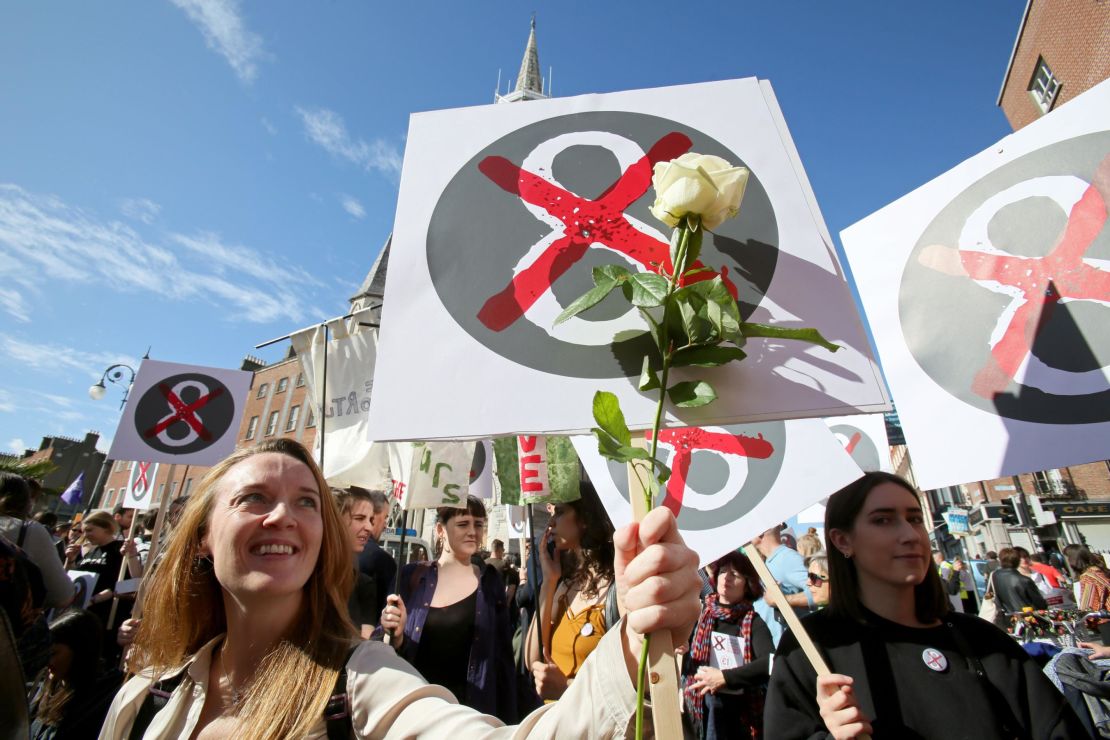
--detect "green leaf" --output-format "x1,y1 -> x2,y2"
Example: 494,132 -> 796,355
626,272 -> 670,307
668,226 -> 685,278
668,380 -> 718,408
651,458 -> 671,483
672,345 -> 747,368
593,264 -> 631,286
554,281 -> 620,325
739,323 -> 841,352
592,430 -> 653,463
638,355 -> 661,391
678,295 -> 712,344
639,308 -> 664,353
592,391 -> 632,446
682,221 -> 703,271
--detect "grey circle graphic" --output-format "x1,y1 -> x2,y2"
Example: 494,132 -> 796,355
427,111 -> 779,379
829,424 -> 881,472
899,132 -> 1110,424
470,442 -> 486,484
602,422 -> 786,531
133,373 -> 235,455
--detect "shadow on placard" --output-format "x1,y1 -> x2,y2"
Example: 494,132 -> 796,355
992,280 -> 1107,478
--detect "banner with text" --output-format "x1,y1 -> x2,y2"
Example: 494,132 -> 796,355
493,435 -> 580,505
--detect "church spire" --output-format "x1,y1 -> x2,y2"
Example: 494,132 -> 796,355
496,15 -> 549,103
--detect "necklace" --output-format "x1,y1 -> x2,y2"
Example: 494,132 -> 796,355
220,644 -> 245,706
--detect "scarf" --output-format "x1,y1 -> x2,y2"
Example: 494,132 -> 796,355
682,594 -> 760,737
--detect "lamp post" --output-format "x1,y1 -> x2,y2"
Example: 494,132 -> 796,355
85,350 -> 148,512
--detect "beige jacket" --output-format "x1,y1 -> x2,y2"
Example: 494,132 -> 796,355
99,618 -> 639,739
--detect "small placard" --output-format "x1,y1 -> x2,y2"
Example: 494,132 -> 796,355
711,631 -> 745,670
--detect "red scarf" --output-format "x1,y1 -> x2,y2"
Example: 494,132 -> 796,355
682,594 -> 761,737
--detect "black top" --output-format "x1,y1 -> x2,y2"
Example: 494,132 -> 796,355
765,608 -> 1086,739
357,538 -> 397,624
347,570 -> 378,629
74,540 -> 123,594
414,589 -> 478,703
993,567 -> 1048,614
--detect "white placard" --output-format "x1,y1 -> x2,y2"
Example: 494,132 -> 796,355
369,78 -> 888,442
824,414 -> 892,473
108,359 -> 252,467
390,441 -> 475,510
122,461 -> 159,511
840,79 -> 1110,490
574,418 -> 863,567
711,631 -> 745,670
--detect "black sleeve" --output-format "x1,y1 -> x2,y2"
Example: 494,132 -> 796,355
100,541 -> 124,591
351,575 -> 378,627
764,632 -> 834,740
1021,578 -> 1048,610
723,614 -> 773,690
490,572 -> 519,724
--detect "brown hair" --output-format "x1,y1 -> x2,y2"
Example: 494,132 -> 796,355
825,472 -> 949,624
128,439 -> 355,739
433,496 -> 487,557
998,547 -> 1021,569
710,551 -> 764,603
331,486 -> 373,517
557,482 -> 615,600
82,510 -> 119,536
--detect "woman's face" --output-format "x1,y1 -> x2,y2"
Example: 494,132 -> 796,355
551,504 -> 582,550
715,564 -> 748,605
439,513 -> 485,559
201,453 -> 323,603
83,523 -> 114,546
345,500 -> 374,554
68,525 -> 83,544
807,565 -> 830,606
830,482 -> 930,591
48,642 -> 74,681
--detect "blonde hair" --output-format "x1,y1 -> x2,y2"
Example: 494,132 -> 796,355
82,510 -> 118,536
128,439 -> 356,738
797,532 -> 823,560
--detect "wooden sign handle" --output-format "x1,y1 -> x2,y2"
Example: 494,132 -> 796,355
626,442 -> 683,739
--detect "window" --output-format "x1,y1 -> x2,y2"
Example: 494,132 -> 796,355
265,410 -> 280,436
295,373 -> 305,388
306,406 -> 316,428
183,478 -> 193,496
114,460 -> 125,473
170,481 -> 179,498
245,415 -> 259,440
256,382 -> 269,399
276,377 -> 289,393
285,405 -> 301,432
156,483 -> 165,504
106,488 -> 115,506
1029,57 -> 1061,113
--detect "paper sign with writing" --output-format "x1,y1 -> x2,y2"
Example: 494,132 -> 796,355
393,441 -> 475,510
122,461 -> 159,511
711,632 -> 745,670
493,436 -> 580,505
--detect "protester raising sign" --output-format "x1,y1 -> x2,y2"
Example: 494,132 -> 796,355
492,435 -> 580,505
574,419 -> 862,566
841,78 -> 1110,489
388,441 -> 475,509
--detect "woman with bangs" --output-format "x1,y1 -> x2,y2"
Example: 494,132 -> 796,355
765,471 -> 1085,740
99,439 -> 703,739
382,496 -> 517,722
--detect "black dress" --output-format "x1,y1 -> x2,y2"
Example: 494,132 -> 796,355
414,589 -> 477,703
73,540 -> 124,627
765,607 -> 1086,739
347,570 -> 379,629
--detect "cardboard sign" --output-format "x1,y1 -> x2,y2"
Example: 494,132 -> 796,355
492,436 -> 580,505
108,359 -> 252,467
67,570 -> 98,610
574,419 -> 862,566
368,77 -> 888,442
823,414 -> 892,473
389,441 -> 474,509
469,440 -> 495,499
122,461 -> 160,511
841,79 -> 1110,489
711,631 -> 745,670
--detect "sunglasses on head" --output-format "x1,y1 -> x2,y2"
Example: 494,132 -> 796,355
807,572 -> 829,585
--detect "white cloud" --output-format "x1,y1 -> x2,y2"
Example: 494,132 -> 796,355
260,117 -> 277,136
0,390 -> 14,413
295,106 -> 402,176
0,183 -> 324,325
0,288 -> 30,322
8,438 -> 26,453
339,195 -> 366,219
170,0 -> 266,83
0,335 -> 138,379
119,197 -> 162,224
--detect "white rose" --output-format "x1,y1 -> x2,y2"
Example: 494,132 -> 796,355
649,153 -> 750,231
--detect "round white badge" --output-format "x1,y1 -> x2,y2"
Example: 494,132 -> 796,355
580,623 -> 594,637
922,648 -> 948,672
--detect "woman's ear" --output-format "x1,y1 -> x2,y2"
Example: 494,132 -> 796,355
828,528 -> 853,559
198,534 -> 212,558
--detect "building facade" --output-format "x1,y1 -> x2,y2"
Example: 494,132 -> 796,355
17,432 -> 105,517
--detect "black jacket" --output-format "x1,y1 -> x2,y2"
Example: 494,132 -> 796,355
993,567 -> 1048,614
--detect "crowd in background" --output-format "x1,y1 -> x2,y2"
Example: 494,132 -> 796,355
4,454 -> 1110,738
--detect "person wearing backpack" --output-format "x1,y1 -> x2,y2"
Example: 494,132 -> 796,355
0,473 -> 74,677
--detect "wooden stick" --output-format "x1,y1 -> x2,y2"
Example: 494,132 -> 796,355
131,464 -> 176,622
743,545 -> 872,740
626,440 -> 683,740
106,514 -> 140,630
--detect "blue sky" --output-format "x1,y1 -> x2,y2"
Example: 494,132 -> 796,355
0,0 -> 1020,458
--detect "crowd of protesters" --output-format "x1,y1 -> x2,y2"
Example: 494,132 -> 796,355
5,449 -> 1110,737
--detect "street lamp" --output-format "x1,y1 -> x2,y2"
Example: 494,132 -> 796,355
89,362 -> 142,409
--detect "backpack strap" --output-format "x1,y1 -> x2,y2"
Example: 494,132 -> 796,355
324,646 -> 359,740
17,521 -> 27,548
128,672 -> 187,740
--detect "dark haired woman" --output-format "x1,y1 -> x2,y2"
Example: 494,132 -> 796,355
525,482 -> 619,703
29,610 -> 120,739
765,471 -> 1085,739
1069,544 -> 1110,642
384,496 -> 517,722
682,551 -> 771,740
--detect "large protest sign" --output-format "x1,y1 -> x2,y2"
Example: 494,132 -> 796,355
388,441 -> 474,509
841,79 -> 1110,490
824,414 -> 892,473
492,436 -> 580,505
108,359 -> 251,466
122,461 -> 160,510
368,78 -> 889,442
291,309 -> 391,488
574,419 -> 862,566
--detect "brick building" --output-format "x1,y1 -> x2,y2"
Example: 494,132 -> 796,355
16,432 -> 105,517
997,0 -> 1110,130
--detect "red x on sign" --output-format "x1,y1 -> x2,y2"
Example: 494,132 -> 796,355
647,427 -> 775,517
142,383 -> 224,441
134,462 -> 152,493
476,131 -> 740,332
